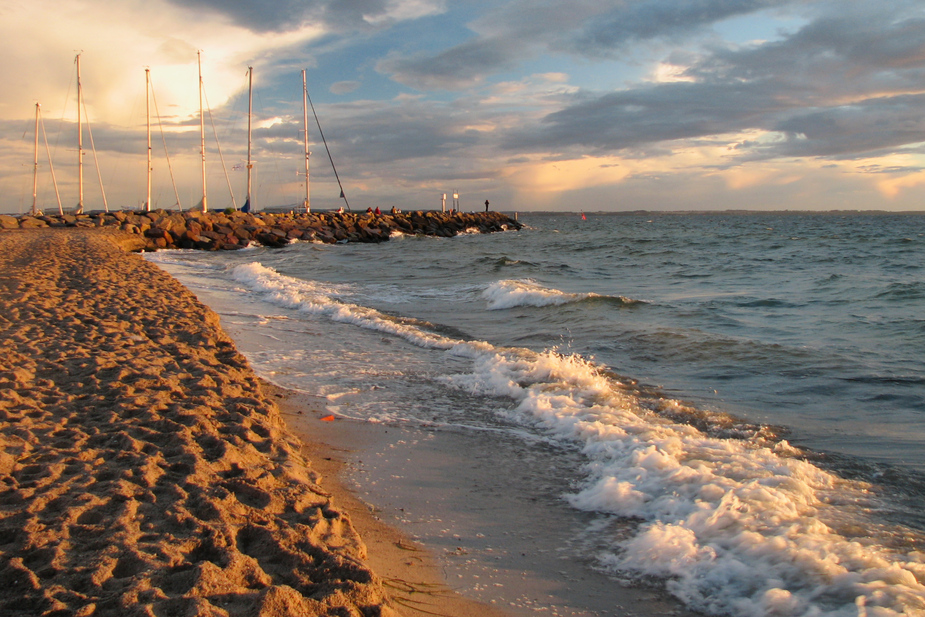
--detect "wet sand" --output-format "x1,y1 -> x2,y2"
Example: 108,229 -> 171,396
0,228 -> 506,617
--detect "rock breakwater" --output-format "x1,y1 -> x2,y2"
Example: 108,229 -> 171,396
0,209 -> 522,251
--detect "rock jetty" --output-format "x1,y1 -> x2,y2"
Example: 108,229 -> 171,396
0,209 -> 522,251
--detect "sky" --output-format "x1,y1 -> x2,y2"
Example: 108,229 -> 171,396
2,0 -> 925,214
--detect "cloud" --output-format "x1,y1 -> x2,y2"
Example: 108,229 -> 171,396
5,0 -> 925,213
377,37 -> 525,90
159,0 -> 445,33
0,0 -> 328,127
330,81 -> 362,95
501,3 -> 925,167
761,94 -> 925,160
310,98 -> 484,163
562,0 -> 790,57
375,0 -> 800,91
502,80 -> 786,152
158,0 -> 346,32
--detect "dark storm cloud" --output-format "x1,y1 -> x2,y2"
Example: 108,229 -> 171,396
162,0 -> 390,32
502,4 -> 925,163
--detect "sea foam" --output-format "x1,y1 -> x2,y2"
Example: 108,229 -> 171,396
230,261 -> 925,617
483,279 -> 596,309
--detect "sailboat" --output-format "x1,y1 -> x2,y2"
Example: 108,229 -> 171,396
301,69 -> 310,213
242,66 -> 254,213
145,68 -> 152,211
197,50 -> 208,212
75,54 -> 84,214
70,54 -> 108,213
189,52 -> 238,213
31,103 -> 63,216
144,68 -> 183,211
301,71 -> 350,212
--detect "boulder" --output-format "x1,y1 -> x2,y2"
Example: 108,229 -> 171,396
19,217 -> 48,228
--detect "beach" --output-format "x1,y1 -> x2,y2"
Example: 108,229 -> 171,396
140,211 -> 925,617
6,215 -> 924,617
0,228 -> 510,617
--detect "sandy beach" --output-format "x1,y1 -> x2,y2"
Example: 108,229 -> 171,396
0,228 -> 507,617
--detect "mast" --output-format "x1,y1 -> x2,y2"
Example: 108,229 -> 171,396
245,66 -> 253,212
76,54 -> 84,214
301,69 -> 310,213
32,103 -> 39,216
145,68 -> 152,211
198,50 -> 208,212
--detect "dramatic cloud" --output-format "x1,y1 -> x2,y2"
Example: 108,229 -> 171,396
503,4 -> 925,167
4,0 -> 925,213
376,0 -> 800,90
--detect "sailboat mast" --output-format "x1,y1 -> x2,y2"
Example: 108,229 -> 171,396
302,69 -> 310,213
76,54 -> 84,214
32,103 -> 39,216
246,66 -> 253,211
198,50 -> 208,212
145,68 -> 152,211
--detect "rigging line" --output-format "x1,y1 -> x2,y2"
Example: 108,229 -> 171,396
305,89 -> 350,211
149,74 -> 182,211
81,98 -> 109,212
40,109 -> 63,216
202,86 -> 237,210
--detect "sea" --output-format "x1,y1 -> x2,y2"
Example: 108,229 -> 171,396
146,211 -> 925,617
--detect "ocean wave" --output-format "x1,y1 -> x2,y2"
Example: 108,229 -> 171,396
441,350 -> 925,617
876,281 -> 925,301
483,279 -> 640,310
230,262 -> 494,357
228,261 -> 925,617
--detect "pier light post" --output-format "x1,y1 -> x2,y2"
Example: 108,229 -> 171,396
442,193 -> 446,212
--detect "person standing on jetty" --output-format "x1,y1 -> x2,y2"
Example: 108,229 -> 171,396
485,199 -> 490,212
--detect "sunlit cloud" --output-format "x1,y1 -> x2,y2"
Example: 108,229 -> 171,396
3,0 -> 925,213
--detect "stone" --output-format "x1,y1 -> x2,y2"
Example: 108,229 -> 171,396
19,217 -> 48,228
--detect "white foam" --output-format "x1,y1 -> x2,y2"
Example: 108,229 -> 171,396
230,262 -> 495,357
222,261 -> 925,616
440,350 -> 925,616
483,279 -> 596,310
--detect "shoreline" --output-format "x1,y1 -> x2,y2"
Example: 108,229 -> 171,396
0,227 -> 690,617
260,381 -> 511,617
260,385 -> 696,617
0,227 -> 507,617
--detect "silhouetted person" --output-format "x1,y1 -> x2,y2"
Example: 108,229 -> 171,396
484,199 -> 490,212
